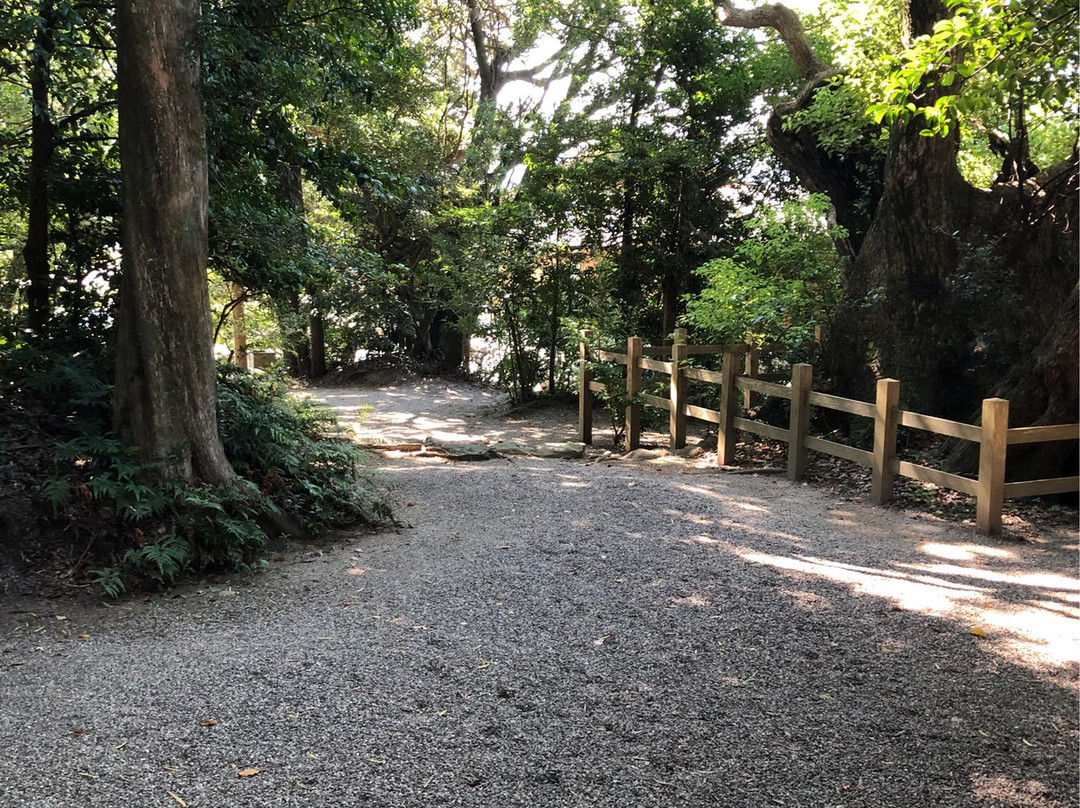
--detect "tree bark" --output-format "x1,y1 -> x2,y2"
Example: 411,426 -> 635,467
716,0 -> 1078,436
946,283 -> 1079,480
113,0 -> 234,485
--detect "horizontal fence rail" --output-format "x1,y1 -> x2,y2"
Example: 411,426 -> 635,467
578,328 -> 1079,536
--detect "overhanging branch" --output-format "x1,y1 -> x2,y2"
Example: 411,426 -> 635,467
713,0 -> 832,80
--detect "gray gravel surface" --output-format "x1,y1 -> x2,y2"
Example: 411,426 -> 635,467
1,379 -> 1077,808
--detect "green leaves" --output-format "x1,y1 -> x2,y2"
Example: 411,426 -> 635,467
869,0 -> 1078,146
8,344 -> 388,595
683,195 -> 844,357
216,365 -> 390,529
786,80 -> 884,157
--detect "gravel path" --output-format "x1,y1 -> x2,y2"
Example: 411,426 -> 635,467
2,379 -> 1077,807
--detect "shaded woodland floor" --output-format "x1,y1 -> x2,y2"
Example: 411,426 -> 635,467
0,377 -> 1076,807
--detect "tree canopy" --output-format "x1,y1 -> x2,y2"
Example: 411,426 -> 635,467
0,0 -> 1075,582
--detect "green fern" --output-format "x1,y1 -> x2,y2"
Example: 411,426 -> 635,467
89,567 -> 126,598
124,533 -> 191,582
39,477 -> 72,511
14,349 -> 388,596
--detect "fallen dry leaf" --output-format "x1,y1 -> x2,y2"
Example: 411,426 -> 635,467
969,626 -> 987,638
237,767 -> 260,777
200,718 -> 218,727
78,633 -> 90,639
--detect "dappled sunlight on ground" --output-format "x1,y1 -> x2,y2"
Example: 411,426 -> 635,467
921,542 -> 1014,561
971,773 -> 1067,808
317,379 -> 1079,676
699,540 -> 1078,670
660,478 -> 1080,671
316,380 -> 577,448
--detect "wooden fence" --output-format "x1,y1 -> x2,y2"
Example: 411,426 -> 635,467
578,329 -> 1080,536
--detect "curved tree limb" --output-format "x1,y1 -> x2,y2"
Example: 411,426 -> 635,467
712,0 -> 832,80
714,0 -> 875,252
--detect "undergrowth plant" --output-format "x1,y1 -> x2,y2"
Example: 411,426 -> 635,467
7,348 -> 389,595
216,365 -> 389,531
588,361 -> 639,447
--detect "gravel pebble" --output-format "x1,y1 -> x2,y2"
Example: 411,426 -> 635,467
1,380 -> 1076,807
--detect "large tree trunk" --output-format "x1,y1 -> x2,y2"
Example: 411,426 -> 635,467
946,283 -> 1079,480
716,0 -> 1079,448
832,111 -> 987,413
113,0 -> 234,485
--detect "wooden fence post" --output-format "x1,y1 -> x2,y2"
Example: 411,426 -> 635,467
788,363 -> 812,480
744,338 -> 760,411
871,378 -> 900,504
578,329 -> 593,445
625,336 -> 643,450
716,349 -> 740,466
670,328 -> 688,449
976,398 -> 1009,535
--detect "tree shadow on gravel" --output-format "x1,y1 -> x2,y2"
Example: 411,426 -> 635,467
373,458 -> 1077,806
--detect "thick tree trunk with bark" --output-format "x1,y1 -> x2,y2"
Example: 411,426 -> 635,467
716,0 -> 1079,461
113,0 -> 234,484
946,283 -> 1079,481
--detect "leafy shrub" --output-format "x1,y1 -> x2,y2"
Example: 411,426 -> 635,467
588,360 -> 642,447
216,365 -> 389,531
4,348 -> 388,595
683,195 -> 845,359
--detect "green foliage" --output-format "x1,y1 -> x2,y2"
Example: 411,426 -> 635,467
785,80 -> 887,158
216,365 -> 389,530
866,0 -> 1077,160
3,345 -> 387,594
682,195 -> 845,358
588,360 -> 636,446
89,567 -> 125,598
0,345 -> 113,435
0,0 -> 120,346
200,0 -> 421,302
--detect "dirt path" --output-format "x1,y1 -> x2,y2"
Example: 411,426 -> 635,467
1,378 -> 1076,807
